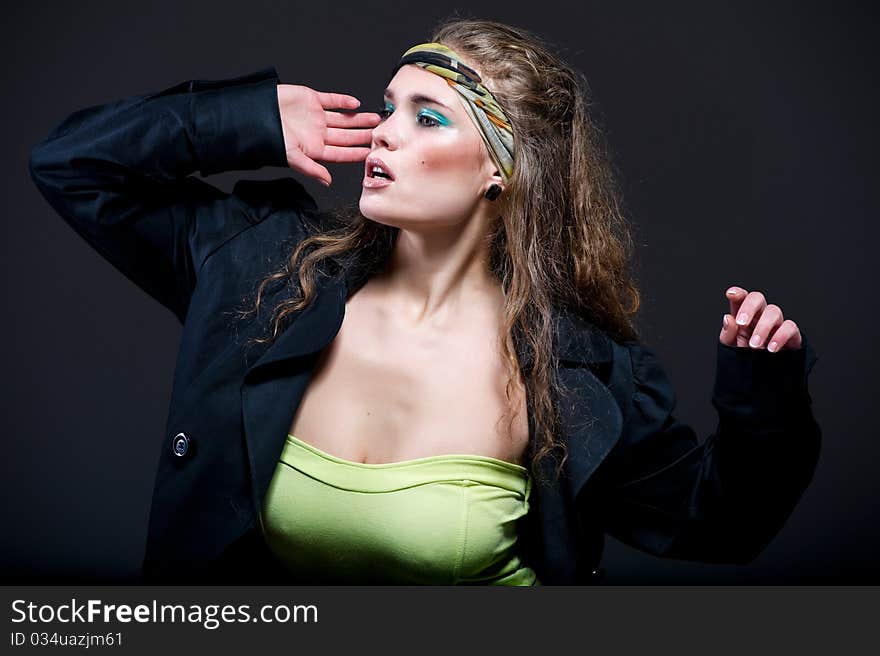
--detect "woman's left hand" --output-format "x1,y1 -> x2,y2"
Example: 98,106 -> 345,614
719,286 -> 803,352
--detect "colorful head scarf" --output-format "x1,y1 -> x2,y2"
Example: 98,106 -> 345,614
389,42 -> 515,182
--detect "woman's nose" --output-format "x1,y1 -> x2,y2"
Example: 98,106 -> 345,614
371,115 -> 397,150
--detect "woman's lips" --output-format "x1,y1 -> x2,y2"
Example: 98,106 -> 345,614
366,155 -> 395,180
362,174 -> 394,189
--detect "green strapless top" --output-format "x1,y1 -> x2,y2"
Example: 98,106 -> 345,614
258,434 -> 540,585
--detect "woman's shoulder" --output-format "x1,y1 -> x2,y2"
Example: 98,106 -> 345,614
555,309 -> 646,380
203,176 -> 322,260
228,176 -> 318,224
554,309 -> 673,416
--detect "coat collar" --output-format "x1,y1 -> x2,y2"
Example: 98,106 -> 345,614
241,267 -> 624,503
554,308 -> 613,367
242,270 -> 347,378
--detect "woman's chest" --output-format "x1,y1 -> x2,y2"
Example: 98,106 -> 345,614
287,290 -> 531,467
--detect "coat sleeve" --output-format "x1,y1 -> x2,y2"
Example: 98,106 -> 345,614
28,66 -> 302,324
594,332 -> 821,565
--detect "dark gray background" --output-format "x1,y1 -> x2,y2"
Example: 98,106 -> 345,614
4,0 -> 876,583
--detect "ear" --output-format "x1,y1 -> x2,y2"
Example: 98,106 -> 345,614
485,166 -> 505,192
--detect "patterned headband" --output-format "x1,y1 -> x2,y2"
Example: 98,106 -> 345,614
389,42 -> 515,182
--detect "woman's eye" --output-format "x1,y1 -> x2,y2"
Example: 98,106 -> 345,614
376,106 -> 442,127
417,112 -> 441,127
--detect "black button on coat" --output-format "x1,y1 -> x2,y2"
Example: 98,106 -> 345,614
28,67 -> 822,585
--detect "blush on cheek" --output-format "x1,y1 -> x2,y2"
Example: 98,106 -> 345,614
419,140 -> 484,178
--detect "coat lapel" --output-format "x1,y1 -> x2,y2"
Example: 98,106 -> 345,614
553,311 -> 624,501
239,270 -> 347,514
241,271 -> 346,378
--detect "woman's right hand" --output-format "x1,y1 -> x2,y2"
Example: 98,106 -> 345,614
276,83 -> 381,187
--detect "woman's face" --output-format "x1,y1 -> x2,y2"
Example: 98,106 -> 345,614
359,63 -> 497,230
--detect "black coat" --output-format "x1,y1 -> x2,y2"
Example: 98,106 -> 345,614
28,66 -> 821,585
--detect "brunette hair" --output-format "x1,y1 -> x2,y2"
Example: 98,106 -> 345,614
234,16 -> 641,486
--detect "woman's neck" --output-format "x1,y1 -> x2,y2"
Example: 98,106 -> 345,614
374,221 -> 501,327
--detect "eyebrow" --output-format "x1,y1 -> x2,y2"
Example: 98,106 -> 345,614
383,87 -> 452,111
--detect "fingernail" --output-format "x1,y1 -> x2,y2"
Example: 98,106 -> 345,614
726,289 -> 738,296
723,315 -> 729,329
749,334 -> 761,347
736,313 -> 748,325
321,180 -> 330,187
768,341 -> 778,352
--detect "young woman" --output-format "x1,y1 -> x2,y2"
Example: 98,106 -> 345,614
29,18 -> 820,585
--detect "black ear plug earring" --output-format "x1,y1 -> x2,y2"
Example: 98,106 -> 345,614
484,184 -> 503,200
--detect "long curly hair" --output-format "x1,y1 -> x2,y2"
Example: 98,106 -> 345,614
233,16 -> 641,486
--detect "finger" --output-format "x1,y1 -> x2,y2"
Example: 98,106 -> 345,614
734,290 -> 767,330
747,303 -> 784,349
287,148 -> 332,186
315,91 -> 364,110
318,144 -> 373,163
734,317 -> 753,348
325,110 -> 383,129
719,313 -> 738,346
765,319 -> 803,352
725,286 -> 747,318
324,126 -> 377,147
